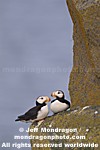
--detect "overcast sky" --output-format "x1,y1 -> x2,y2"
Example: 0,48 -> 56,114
0,0 -> 73,149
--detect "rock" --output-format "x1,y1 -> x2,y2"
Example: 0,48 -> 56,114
66,0 -> 100,107
30,106 -> 100,150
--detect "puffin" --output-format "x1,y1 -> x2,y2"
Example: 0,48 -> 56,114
15,96 -> 50,125
50,90 -> 70,114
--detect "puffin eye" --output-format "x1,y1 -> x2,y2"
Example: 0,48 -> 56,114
58,91 -> 61,94
41,97 -> 43,99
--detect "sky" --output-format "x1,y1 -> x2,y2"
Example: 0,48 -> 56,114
0,0 -> 73,149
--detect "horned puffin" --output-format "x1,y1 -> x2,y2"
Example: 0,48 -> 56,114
50,90 -> 70,114
15,96 -> 50,124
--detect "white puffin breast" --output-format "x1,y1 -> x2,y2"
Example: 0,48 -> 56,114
50,100 -> 69,113
37,105 -> 49,120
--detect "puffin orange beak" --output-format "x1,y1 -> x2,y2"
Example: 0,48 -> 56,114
51,92 -> 56,98
48,98 -> 51,102
45,97 -> 51,102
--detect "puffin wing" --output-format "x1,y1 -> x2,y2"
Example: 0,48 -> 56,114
15,105 -> 42,121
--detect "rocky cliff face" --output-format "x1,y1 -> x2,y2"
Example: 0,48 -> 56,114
67,0 -> 100,107
30,1 -> 100,149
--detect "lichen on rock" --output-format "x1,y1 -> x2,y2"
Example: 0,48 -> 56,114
30,106 -> 100,150
67,0 -> 100,107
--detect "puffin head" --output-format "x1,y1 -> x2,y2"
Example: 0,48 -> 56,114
51,90 -> 64,99
36,96 -> 50,105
